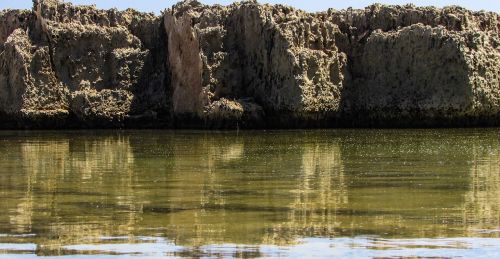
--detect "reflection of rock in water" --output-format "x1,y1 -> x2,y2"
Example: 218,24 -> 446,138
142,133 -> 347,247
164,134 -> 246,246
4,135 -> 142,255
71,136 -> 135,181
3,130 -> 498,253
265,141 -> 345,244
170,134 -> 245,206
463,149 -> 500,234
9,140 -> 70,233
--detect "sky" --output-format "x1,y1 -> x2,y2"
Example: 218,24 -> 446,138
1,0 -> 498,13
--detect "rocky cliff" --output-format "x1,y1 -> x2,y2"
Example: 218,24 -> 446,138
0,0 -> 498,128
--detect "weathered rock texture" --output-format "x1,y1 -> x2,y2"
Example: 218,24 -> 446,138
0,0 -> 498,128
1,0 -> 168,127
329,5 -> 500,125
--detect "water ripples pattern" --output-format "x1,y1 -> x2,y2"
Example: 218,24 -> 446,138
0,129 -> 498,257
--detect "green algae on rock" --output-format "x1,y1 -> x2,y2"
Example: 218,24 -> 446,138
0,0 -> 498,128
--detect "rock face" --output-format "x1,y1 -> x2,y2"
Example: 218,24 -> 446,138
1,0 -> 168,127
341,25 -> 499,125
0,0 -> 498,128
329,5 -> 499,125
164,1 -> 348,127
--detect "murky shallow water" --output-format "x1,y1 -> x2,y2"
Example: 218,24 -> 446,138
0,129 -> 498,258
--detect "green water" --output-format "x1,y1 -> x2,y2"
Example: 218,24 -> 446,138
0,129 -> 499,258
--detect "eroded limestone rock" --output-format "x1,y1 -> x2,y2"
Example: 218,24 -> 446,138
71,88 -> 133,125
164,1 -> 348,123
341,24 -> 499,124
0,10 -> 32,44
0,0 -> 169,127
0,29 -> 68,123
0,0 -> 498,128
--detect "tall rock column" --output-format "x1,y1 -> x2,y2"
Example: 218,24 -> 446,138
164,2 -> 206,116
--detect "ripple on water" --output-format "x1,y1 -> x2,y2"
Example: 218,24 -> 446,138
0,236 -> 500,258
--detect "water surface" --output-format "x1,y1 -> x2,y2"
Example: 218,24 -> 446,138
0,129 -> 499,258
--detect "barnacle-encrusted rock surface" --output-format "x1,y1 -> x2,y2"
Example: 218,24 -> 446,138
0,0 -> 498,128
